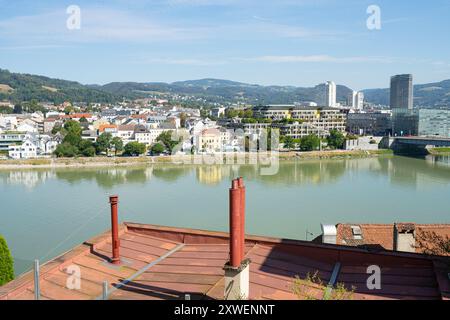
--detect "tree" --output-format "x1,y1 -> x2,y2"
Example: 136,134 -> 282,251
0,106 -> 13,114
150,143 -> 165,155
63,120 -> 82,136
225,108 -> 238,118
300,134 -> 320,151
111,137 -> 124,156
283,136 -> 296,150
79,116 -> 88,123
156,131 -> 179,154
243,109 -> 253,118
78,139 -> 95,157
54,143 -> 79,157
95,132 -> 113,155
51,123 -> 62,135
62,120 -> 82,147
64,105 -> 74,115
123,142 -> 146,156
0,234 -> 14,286
327,129 -> 345,150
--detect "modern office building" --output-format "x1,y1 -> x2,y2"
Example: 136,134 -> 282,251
418,109 -> 450,137
347,112 -> 392,136
390,74 -> 413,109
392,109 -> 419,136
325,81 -> 336,108
391,108 -> 450,137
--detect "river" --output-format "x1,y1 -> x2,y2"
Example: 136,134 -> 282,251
1,155 -> 450,275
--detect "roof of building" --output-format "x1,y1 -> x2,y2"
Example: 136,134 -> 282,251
98,124 -> 117,133
1,223 -> 449,300
335,223 -> 450,255
61,113 -> 93,119
253,105 -> 342,111
117,125 -> 136,131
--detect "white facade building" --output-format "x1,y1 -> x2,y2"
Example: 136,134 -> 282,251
348,91 -> 364,110
325,81 -> 337,108
8,139 -> 37,159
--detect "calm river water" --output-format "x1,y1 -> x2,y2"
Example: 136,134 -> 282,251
1,155 -> 450,275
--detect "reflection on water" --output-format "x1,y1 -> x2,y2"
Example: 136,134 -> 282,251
1,155 -> 450,275
2,155 -> 450,189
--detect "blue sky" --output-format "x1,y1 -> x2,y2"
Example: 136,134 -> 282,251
0,0 -> 449,90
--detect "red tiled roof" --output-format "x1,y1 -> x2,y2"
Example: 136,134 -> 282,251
98,124 -> 117,133
336,223 -> 450,255
130,114 -> 147,119
1,223 -> 449,300
61,113 -> 93,119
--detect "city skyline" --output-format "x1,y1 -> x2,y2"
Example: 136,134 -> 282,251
1,0 -> 450,90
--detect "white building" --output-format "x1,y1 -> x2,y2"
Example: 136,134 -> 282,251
116,125 -> 135,145
348,91 -> 364,110
8,139 -> 37,159
325,81 -> 337,108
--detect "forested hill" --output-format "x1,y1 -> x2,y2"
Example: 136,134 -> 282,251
0,69 -> 119,104
98,79 -> 353,105
1,68 -> 449,107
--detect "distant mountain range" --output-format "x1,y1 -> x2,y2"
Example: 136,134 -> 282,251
1,68 -> 449,107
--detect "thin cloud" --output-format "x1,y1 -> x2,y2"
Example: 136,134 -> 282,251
0,8 -> 210,44
249,55 -> 394,63
135,57 -> 228,66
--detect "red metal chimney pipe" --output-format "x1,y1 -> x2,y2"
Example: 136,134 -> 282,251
229,179 -> 242,268
237,177 -> 246,259
109,195 -> 120,265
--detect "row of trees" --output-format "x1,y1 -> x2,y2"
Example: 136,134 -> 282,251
54,120 -> 147,158
54,124 -> 183,158
281,130 -> 346,151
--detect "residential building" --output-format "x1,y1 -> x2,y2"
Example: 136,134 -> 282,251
43,118 -> 61,133
332,222 -> 450,255
253,105 -> 293,120
8,139 -> 37,159
116,125 -> 135,145
0,132 -> 27,152
273,122 -> 329,139
196,128 -> 223,152
390,74 -> 413,109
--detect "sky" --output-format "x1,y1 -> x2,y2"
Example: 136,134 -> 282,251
0,0 -> 449,90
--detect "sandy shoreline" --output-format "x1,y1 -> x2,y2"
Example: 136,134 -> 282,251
0,149 -> 393,170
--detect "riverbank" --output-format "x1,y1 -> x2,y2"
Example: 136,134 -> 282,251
428,147 -> 450,156
0,149 -> 394,169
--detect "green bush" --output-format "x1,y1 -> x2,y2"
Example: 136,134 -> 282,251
0,235 -> 14,286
